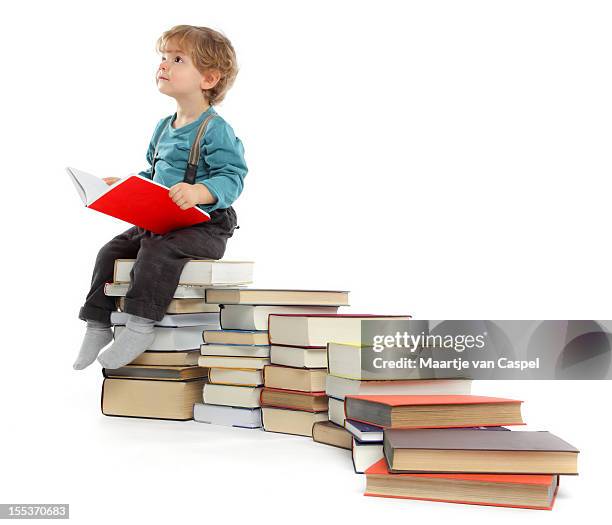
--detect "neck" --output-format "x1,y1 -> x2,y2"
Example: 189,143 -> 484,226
174,94 -> 211,126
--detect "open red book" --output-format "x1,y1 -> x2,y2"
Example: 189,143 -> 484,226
67,167 -> 210,234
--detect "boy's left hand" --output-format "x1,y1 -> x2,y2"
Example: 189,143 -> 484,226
169,183 -> 200,210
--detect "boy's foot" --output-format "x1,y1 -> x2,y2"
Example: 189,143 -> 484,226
97,314 -> 156,369
73,320 -> 113,370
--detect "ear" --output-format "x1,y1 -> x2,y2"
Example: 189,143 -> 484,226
200,69 -> 221,90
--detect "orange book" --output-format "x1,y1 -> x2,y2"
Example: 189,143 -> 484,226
344,394 -> 524,429
364,459 -> 559,510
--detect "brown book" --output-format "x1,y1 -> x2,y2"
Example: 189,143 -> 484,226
102,365 -> 207,381
262,407 -> 328,437
202,330 -> 269,346
129,350 -> 200,367
345,395 -> 524,429
365,459 -> 560,510
101,378 -> 205,420
263,365 -> 327,392
384,429 -> 579,474
117,296 -> 220,314
260,388 -> 328,412
312,421 -> 352,450
205,288 -> 349,306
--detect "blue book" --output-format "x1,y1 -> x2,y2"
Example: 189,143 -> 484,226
345,419 -> 383,443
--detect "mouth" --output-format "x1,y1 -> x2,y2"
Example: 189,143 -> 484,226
158,76 -> 169,81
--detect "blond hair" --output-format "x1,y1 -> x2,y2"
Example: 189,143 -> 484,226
156,25 -> 238,105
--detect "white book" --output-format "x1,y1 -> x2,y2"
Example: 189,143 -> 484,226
193,403 -> 262,428
199,343 -> 270,358
262,407 -> 328,437
208,368 -> 263,386
202,384 -> 262,408
352,438 -> 384,474
111,311 -> 219,327
328,396 -> 346,427
114,325 -> 214,351
268,314 -> 411,347
325,375 -> 473,401
105,282 -> 213,299
220,305 -> 339,331
114,259 -> 254,286
198,355 -> 270,370
270,345 -> 327,368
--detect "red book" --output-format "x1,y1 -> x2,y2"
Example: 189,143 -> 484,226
67,167 -> 209,234
344,394 -> 525,428
364,459 -> 559,510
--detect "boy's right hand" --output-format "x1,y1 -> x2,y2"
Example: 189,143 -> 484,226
102,177 -> 120,186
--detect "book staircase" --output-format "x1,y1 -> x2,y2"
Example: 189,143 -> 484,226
99,259 -> 579,510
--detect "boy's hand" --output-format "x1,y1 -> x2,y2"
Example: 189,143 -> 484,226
169,182 -> 201,210
102,177 -> 120,186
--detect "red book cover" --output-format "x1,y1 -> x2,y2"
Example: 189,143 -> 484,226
68,168 -> 210,234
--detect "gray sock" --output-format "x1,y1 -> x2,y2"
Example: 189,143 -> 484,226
73,320 -> 113,370
97,314 -> 156,369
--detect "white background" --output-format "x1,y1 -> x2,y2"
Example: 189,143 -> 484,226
0,0 -> 610,523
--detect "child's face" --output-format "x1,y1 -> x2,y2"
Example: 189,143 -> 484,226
156,42 -> 217,100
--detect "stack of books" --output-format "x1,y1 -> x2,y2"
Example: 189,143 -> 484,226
195,289 -> 350,429
323,341 -> 473,470
262,314 -> 411,437
344,394 -> 579,509
100,258 -> 253,420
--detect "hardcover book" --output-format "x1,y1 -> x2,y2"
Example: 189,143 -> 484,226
202,330 -> 269,346
260,388 -> 328,412
262,407 -> 328,437
194,403 -> 262,429
208,368 -> 264,387
205,288 -> 350,306
67,168 -> 209,234
101,378 -> 205,420
345,395 -> 525,429
325,375 -> 472,400
113,258 -> 254,285
384,429 -> 579,474
129,350 -> 200,367
264,365 -> 327,392
364,459 -> 560,510
268,314 -> 411,348
312,421 -> 352,450
221,305 -> 340,331
102,365 -> 207,381
116,296 -> 220,313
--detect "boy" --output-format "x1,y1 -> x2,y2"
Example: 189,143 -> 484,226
73,25 -> 247,370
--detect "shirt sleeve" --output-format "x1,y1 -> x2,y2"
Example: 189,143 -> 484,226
137,118 -> 168,180
197,117 -> 248,212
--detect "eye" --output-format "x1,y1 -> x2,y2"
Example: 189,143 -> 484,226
174,56 -> 183,63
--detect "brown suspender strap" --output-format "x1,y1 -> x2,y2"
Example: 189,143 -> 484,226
184,113 -> 217,185
151,112 -> 217,185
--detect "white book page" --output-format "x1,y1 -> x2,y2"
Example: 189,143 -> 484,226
66,166 -> 122,206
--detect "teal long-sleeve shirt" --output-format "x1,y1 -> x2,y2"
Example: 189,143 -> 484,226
138,106 -> 247,213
